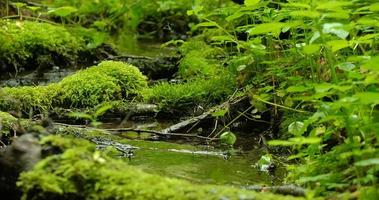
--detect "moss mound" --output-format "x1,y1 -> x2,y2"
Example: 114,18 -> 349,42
0,20 -> 84,72
143,75 -> 235,112
0,61 -> 147,112
0,111 -> 17,137
57,61 -> 147,108
17,135 -> 301,200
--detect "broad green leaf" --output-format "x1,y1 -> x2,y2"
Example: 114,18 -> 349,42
211,35 -> 235,42
12,2 -> 26,8
313,83 -> 333,93
327,40 -> 350,52
286,85 -> 311,93
282,3 -> 310,9
323,12 -> 350,19
355,158 -> 379,166
310,31 -> 320,44
226,11 -> 245,22
245,0 -> 260,6
322,23 -> 349,39
316,1 -> 353,10
303,44 -> 321,55
362,56 -> 379,72
290,10 -> 320,19
288,121 -> 305,136
48,6 -> 78,17
336,62 -> 355,71
247,22 -> 285,37
369,3 -> 379,12
354,92 -> 379,105
220,132 -> 237,145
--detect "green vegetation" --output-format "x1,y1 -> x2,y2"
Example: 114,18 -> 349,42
184,0 -> 379,198
0,20 -> 84,71
1,0 -> 379,199
18,135 -> 299,200
0,61 -> 147,112
143,76 -> 235,112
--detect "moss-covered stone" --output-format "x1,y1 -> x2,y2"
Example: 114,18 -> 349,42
0,20 -> 84,72
0,61 -> 147,113
17,135 -> 302,200
0,111 -> 17,137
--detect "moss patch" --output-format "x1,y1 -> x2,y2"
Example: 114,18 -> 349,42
0,111 -> 17,137
0,20 -> 84,72
0,61 -> 147,113
17,135 -> 302,200
143,75 -> 235,112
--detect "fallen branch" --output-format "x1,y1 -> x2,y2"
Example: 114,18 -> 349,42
105,127 -> 214,140
161,95 -> 249,135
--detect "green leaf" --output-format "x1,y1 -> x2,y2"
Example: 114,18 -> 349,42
327,40 -> 350,52
290,10 -> 320,19
336,62 -> 355,71
323,23 -> 349,39
355,158 -> 379,166
245,0 -> 261,6
354,92 -> 379,105
288,121 -> 305,136
362,56 -> 379,72
313,83 -> 333,93
316,1 -> 353,10
220,132 -> 237,146
369,3 -> 379,12
12,2 -> 27,8
323,12 -> 350,19
48,6 -> 78,17
303,44 -> 321,55
286,85 -> 311,93
247,23 -> 285,37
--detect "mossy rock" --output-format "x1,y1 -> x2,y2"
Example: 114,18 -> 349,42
0,111 -> 17,137
0,61 -> 148,113
0,20 -> 84,72
17,135 -> 302,200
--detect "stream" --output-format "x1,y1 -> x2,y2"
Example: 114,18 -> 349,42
0,41 -> 286,188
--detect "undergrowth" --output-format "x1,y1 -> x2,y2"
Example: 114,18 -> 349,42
17,135 -> 300,200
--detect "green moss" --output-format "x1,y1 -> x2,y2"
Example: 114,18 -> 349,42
17,135 -> 302,200
0,111 -> 17,137
0,20 -> 84,70
143,75 -> 235,112
0,84 -> 58,113
0,61 -> 147,112
178,40 -> 225,79
57,61 -> 147,108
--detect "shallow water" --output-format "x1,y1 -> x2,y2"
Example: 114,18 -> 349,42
101,120 -> 286,187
